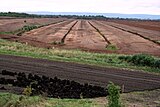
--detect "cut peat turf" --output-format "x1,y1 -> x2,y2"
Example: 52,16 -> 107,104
0,70 -> 108,99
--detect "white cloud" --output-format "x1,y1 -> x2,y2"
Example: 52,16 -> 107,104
0,0 -> 160,15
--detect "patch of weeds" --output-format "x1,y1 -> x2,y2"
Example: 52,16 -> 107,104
59,42 -> 64,45
23,85 -> 32,96
16,25 -> 38,36
106,44 -> 118,51
0,93 -> 40,107
0,92 -> 99,107
52,41 -> 58,45
52,41 -> 64,45
22,25 -> 38,31
0,32 -> 14,35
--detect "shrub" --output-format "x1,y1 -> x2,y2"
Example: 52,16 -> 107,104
118,54 -> 158,68
23,25 -> 37,31
107,82 -> 121,107
154,59 -> 160,68
17,25 -> 38,36
131,54 -> 155,66
118,55 -> 132,62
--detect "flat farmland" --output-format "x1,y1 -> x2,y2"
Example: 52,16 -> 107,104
0,18 -> 160,56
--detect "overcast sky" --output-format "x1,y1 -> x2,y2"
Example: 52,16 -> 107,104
1,0 -> 160,15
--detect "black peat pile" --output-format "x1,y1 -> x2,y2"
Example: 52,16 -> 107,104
0,70 -> 108,98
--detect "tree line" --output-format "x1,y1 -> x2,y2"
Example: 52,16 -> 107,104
0,12 -> 159,21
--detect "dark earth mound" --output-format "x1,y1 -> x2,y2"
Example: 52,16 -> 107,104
0,70 -> 107,99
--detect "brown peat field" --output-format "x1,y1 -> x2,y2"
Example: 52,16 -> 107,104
1,18 -> 160,55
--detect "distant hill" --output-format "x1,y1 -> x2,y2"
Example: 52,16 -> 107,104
27,12 -> 160,20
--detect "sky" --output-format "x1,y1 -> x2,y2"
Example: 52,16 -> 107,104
0,0 -> 160,15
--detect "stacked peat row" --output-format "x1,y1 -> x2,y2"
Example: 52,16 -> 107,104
88,21 -> 111,45
61,21 -> 78,43
0,70 -> 108,99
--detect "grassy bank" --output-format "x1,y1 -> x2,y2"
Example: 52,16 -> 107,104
0,39 -> 159,73
0,92 -> 97,107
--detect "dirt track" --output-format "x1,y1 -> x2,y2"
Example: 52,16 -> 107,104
0,54 -> 160,94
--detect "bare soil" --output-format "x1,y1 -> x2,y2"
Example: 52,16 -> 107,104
0,18 -> 65,32
0,34 -> 53,48
110,20 -> 160,32
91,21 -> 160,56
106,21 -> 160,42
63,20 -> 107,50
21,20 -> 76,43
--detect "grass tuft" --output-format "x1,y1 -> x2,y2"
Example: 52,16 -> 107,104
106,44 -> 118,51
0,32 -> 14,35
